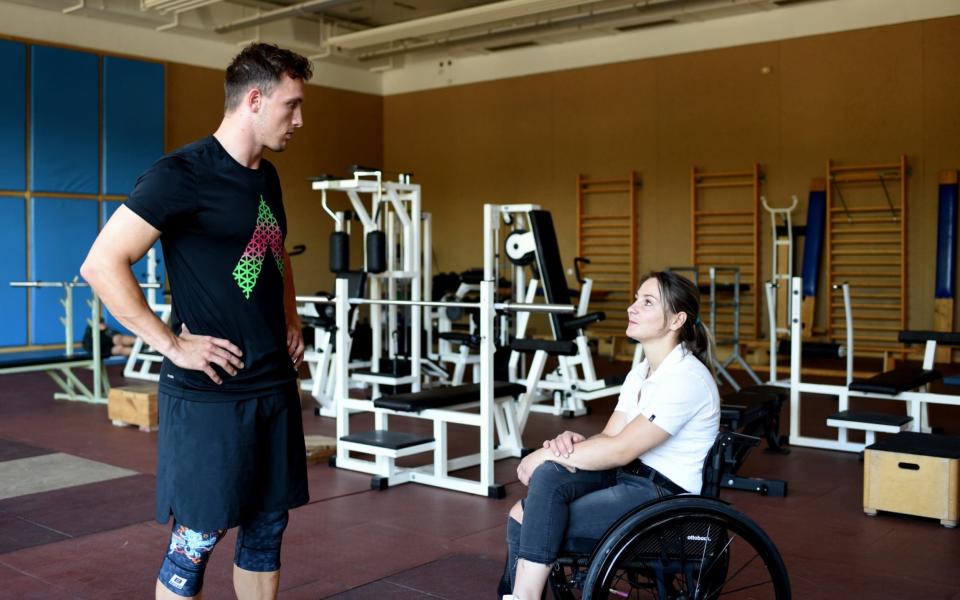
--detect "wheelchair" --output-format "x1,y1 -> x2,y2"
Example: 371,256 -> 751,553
546,431 -> 791,599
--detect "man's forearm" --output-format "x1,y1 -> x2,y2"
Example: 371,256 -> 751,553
282,253 -> 299,326
81,256 -> 177,356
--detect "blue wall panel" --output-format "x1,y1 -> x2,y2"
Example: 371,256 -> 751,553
102,201 -> 165,333
0,40 -> 26,192
801,191 -> 827,298
936,182 -> 958,299
103,57 -> 164,195
30,198 -> 98,345
30,46 -> 99,194
0,198 -> 27,346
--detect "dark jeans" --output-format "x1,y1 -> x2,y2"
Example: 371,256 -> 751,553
501,461 -> 672,592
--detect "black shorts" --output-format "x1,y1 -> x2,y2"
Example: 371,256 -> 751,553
156,381 -> 309,531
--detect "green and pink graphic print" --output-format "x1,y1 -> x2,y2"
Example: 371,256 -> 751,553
232,196 -> 284,299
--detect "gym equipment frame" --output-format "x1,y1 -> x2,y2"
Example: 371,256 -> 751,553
318,204 -> 576,497
2,280 -> 108,403
786,277 -> 960,453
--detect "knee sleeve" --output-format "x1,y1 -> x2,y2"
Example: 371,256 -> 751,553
158,522 -> 226,597
234,510 -> 289,572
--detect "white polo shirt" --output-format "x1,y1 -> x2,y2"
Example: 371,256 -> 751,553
613,343 -> 720,493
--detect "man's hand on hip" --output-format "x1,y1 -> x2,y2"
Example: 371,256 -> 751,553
169,324 -> 244,385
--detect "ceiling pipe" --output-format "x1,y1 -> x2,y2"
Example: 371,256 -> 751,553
213,0 -> 355,34
327,0 -> 615,50
354,0 -> 773,61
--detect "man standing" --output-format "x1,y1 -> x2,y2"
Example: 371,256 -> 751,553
81,43 -> 312,599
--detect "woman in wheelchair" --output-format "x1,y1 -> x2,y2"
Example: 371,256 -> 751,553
500,271 -> 721,600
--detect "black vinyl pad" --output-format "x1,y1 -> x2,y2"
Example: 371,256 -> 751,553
849,365 -> 941,395
510,338 -> 577,356
899,330 -> 960,346
828,410 -> 913,427
529,210 -> 576,342
0,352 -> 94,370
374,382 -> 526,412
340,430 -> 433,450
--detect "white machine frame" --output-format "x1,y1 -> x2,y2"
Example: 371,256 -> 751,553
785,277 -> 960,452
432,277 -> 482,386
501,206 -> 622,417
2,281 -> 106,403
301,171 -> 427,414
322,203 -> 574,497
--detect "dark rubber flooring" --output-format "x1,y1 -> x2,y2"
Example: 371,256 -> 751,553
0,364 -> 959,598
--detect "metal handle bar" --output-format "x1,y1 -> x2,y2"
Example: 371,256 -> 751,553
761,194 -> 799,213
10,281 -> 162,289
296,295 -> 574,314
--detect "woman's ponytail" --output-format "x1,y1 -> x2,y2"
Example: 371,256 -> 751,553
640,270 -> 717,377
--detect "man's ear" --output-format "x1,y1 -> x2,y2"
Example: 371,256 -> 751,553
245,87 -> 263,113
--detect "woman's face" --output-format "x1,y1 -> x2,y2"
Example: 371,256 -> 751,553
626,277 -> 670,342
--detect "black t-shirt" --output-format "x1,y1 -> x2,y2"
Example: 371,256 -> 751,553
125,135 -> 296,400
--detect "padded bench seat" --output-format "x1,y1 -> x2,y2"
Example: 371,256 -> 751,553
827,410 -> 914,446
340,429 -> 433,450
899,330 -> 960,346
0,350 -> 94,370
777,340 -> 844,359
828,410 -> 913,429
849,365 -> 942,395
374,382 -> 526,412
510,338 -> 577,356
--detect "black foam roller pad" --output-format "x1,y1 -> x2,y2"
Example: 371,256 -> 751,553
366,230 -> 386,274
329,231 -> 349,273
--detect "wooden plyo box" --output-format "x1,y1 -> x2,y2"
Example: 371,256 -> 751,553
864,432 -> 960,528
304,435 -> 337,465
108,385 -> 158,432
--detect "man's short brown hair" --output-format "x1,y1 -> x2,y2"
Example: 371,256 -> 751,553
224,43 -> 313,111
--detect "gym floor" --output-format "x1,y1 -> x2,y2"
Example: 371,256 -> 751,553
1,364 -> 959,599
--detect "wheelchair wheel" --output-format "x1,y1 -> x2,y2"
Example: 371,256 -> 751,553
582,497 -> 789,600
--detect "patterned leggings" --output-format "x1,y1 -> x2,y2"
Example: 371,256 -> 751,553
157,510 -> 289,597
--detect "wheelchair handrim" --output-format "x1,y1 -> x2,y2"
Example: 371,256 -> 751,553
583,498 -> 790,600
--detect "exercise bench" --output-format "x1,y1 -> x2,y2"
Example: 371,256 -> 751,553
827,330 -> 960,449
720,384 -> 789,496
2,281 -> 109,404
336,381 -> 527,498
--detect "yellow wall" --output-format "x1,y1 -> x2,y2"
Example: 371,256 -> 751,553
383,16 -> 960,334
